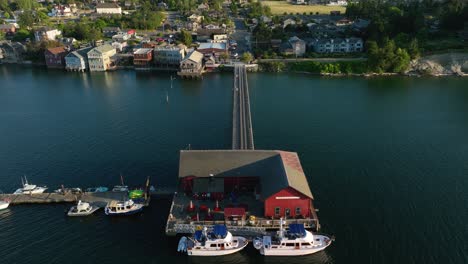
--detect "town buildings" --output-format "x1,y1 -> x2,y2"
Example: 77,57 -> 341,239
96,3 -> 122,14
34,27 -> 62,42
197,42 -> 227,62
288,36 -> 306,57
87,44 -> 116,72
178,50 -> 203,78
65,47 -> 92,71
103,27 -> 121,38
0,41 -> 26,63
44,46 -> 68,68
153,44 -> 187,68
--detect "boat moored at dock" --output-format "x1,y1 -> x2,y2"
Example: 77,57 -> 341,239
0,199 -> 10,210
112,185 -> 129,192
67,200 -> 100,216
86,187 -> 108,193
177,225 -> 248,256
253,220 -> 332,256
13,177 -> 47,195
104,199 -> 143,216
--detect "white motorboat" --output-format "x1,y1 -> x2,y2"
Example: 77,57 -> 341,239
253,220 -> 333,256
0,199 -> 10,210
67,200 -> 100,216
13,176 -> 47,194
178,225 -> 248,256
112,185 -> 129,192
104,199 -> 143,216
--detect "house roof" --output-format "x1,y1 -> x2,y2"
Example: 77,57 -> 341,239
134,48 -> 153,55
89,44 -> 115,54
178,150 -> 313,199
66,47 -> 92,59
96,3 -> 120,8
182,50 -> 203,63
198,42 -> 226,50
0,24 -> 15,29
47,46 -> 67,55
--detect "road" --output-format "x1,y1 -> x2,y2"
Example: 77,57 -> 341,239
230,18 -> 252,55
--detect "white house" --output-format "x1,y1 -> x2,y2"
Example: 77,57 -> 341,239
87,44 -> 116,71
34,27 -> 61,42
96,3 -> 122,14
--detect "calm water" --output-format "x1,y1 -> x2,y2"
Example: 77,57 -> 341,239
0,65 -> 467,264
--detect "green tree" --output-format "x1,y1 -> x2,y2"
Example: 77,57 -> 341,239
18,11 -> 35,28
13,29 -> 32,41
392,48 -> 410,73
0,30 -> 5,41
179,29 -> 192,46
241,52 -> 253,64
16,0 -> 37,10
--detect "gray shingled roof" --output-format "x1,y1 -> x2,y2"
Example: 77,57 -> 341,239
178,150 -> 313,199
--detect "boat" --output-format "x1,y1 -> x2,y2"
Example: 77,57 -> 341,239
85,187 -> 108,193
177,225 -> 248,256
54,187 -> 82,194
13,176 -> 47,194
0,199 -> 10,210
67,200 -> 100,216
112,174 -> 128,192
253,220 -> 333,256
104,199 -> 143,216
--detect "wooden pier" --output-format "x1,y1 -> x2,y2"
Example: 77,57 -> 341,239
0,187 -> 176,207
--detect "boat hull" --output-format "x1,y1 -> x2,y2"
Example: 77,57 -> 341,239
259,235 -> 332,256
13,187 -> 47,194
187,237 -> 248,256
0,202 -> 9,210
67,206 -> 100,216
105,206 -> 143,216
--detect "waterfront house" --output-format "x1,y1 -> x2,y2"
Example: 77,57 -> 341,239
44,46 -> 68,69
96,3 -> 122,14
65,47 -> 92,71
112,41 -> 127,52
87,44 -> 116,72
133,48 -> 153,68
178,50 -> 203,78
153,44 -> 186,68
103,27 -> 121,37
0,41 -> 26,63
34,27 -> 61,42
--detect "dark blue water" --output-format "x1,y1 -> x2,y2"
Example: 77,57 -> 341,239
0,66 -> 467,264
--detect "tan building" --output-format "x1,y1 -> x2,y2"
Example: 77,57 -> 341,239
154,44 -> 186,68
87,44 -> 116,72
178,50 -> 203,78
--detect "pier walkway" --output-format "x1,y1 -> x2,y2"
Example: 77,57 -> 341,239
232,64 -> 254,150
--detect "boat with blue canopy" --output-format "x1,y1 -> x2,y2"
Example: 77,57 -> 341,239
177,225 -> 248,256
253,219 -> 333,256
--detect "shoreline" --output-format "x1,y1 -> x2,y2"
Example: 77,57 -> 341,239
1,61 -> 466,78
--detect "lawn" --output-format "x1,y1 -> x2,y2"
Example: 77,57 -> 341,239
261,1 -> 347,15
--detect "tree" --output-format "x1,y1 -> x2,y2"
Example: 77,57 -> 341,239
18,11 -> 35,29
241,52 -> 253,64
0,31 -> 5,41
179,29 -> 192,46
16,0 -> 37,10
13,29 -> 32,41
220,52 -> 229,63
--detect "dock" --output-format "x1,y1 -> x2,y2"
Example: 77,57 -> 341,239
0,186 -> 175,207
232,64 -> 254,150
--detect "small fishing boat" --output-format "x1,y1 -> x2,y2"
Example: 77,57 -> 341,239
112,185 -> 129,192
112,174 -> 128,192
104,199 -> 143,216
13,176 -> 47,194
0,199 -> 10,210
253,220 -> 333,256
67,200 -> 100,216
85,187 -> 108,193
177,225 -> 248,256
54,187 -> 82,194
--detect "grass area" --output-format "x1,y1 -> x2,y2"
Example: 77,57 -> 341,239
261,1 -> 346,15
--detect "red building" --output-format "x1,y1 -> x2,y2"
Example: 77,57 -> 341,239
178,150 -> 315,220
133,48 -> 153,68
44,46 -> 68,69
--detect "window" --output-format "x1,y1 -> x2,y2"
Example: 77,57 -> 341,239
295,207 -> 301,215
274,207 -> 280,216
286,243 -> 295,247
285,208 -> 290,217
210,244 -> 217,247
